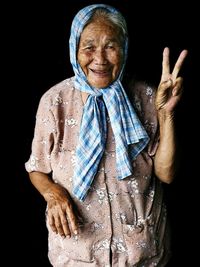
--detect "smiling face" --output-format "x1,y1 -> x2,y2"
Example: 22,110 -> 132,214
77,20 -> 124,88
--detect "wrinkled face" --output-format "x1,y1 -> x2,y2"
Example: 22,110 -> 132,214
77,20 -> 123,88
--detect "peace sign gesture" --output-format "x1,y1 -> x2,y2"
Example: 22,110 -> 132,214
155,47 -> 188,113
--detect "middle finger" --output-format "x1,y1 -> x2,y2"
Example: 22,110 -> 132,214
172,49 -> 188,81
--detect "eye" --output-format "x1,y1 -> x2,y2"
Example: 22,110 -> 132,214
106,44 -> 114,50
85,46 -> 95,51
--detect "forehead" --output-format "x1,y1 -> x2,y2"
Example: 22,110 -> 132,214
80,20 -> 120,41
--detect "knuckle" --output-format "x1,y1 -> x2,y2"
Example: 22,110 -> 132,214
61,217 -> 67,224
66,202 -> 72,210
49,221 -> 55,227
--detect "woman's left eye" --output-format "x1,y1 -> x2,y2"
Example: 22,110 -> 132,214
106,45 -> 114,49
85,46 -> 93,50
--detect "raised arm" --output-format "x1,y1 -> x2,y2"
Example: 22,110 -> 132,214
154,47 -> 188,183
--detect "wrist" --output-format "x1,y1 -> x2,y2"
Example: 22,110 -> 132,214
157,109 -> 175,122
42,182 -> 59,202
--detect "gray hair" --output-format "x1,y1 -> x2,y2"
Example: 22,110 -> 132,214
85,8 -> 128,46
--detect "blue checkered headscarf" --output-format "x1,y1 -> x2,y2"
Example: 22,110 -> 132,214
69,4 -> 149,201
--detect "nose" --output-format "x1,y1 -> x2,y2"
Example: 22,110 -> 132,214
93,48 -> 107,65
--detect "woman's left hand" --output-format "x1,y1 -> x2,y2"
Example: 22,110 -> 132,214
155,47 -> 188,114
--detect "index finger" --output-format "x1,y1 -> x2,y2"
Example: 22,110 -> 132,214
172,49 -> 188,80
66,204 -> 79,234
161,47 -> 170,82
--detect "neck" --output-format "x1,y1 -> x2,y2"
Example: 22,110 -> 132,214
81,91 -> 89,105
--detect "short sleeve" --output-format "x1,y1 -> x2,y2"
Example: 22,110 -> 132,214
25,94 -> 57,173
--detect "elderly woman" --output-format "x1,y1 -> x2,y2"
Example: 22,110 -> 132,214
25,4 -> 187,267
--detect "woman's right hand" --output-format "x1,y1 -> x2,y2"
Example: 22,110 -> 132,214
43,183 -> 80,238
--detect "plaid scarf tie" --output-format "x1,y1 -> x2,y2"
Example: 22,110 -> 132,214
69,4 -> 150,201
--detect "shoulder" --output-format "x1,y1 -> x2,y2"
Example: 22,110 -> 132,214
123,75 -> 157,101
123,75 -> 158,125
39,76 -> 75,107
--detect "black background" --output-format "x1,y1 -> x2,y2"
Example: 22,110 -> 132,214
5,0 -> 198,266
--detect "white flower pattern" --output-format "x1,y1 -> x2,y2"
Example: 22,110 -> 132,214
65,118 -> 77,128
25,77 -> 170,266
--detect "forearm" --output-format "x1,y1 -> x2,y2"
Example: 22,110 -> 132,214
154,111 -> 178,183
28,171 -> 57,201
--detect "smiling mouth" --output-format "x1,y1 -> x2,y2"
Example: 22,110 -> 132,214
90,69 -> 110,76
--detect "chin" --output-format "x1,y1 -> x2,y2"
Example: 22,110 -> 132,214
95,84 -> 109,89
90,80 -> 112,89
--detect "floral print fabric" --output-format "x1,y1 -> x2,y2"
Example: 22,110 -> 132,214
25,77 -> 171,266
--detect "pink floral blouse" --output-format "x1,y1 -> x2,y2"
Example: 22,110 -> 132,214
25,76 -> 171,266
